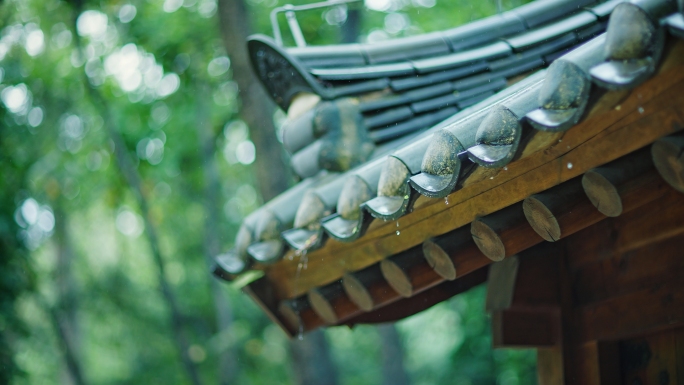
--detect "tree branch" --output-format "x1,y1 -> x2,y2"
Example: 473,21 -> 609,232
67,6 -> 203,385
217,0 -> 291,201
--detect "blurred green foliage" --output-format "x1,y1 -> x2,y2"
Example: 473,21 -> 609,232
0,0 -> 536,384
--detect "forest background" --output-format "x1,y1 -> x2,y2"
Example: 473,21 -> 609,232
0,0 -> 538,384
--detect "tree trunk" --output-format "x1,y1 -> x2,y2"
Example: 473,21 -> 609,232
377,324 -> 411,385
289,330 -> 339,385
216,3 -> 338,384
196,80 -> 238,385
216,0 -> 291,202
52,208 -> 87,385
68,5 -> 204,384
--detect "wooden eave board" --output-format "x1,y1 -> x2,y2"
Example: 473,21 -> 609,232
263,41 -> 684,300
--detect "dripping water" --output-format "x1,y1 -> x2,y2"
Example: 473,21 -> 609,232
296,249 -> 308,279
293,249 -> 308,299
297,322 -> 304,340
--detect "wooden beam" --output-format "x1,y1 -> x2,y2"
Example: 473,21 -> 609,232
567,186 -> 684,272
422,239 -> 457,280
308,280 -> 360,325
582,147 -> 657,217
574,233 -> 684,306
523,177 -> 603,242
471,202 -> 543,261
652,133 -> 684,193
576,260 -> 684,342
244,277 -> 299,337
344,266 -> 488,325
275,237 -> 487,333
492,308 -> 560,348
380,246 -> 439,298
422,226 -> 491,280
509,243 -> 560,308
341,263 -> 396,312
278,296 -> 325,335
524,146 -> 671,249
486,255 -> 519,312
267,159 -> 681,335
488,244 -> 562,349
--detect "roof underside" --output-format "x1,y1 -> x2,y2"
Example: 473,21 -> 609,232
214,0 -> 684,336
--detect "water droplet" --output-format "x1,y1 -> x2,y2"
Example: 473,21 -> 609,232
489,176 -> 494,180
396,221 -> 399,227
503,167 -> 508,171
615,105 -> 621,111
638,107 -> 644,114
396,230 -> 400,235
444,197 -> 449,205
567,162 -> 573,169
558,139 -> 562,143
296,252 -> 308,278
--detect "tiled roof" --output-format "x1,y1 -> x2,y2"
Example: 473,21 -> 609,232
248,0 -> 615,180
214,0 -> 684,335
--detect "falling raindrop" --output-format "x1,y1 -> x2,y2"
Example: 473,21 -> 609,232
444,197 -> 449,205
567,162 -> 573,169
296,259 -> 304,279
396,221 -> 399,227
297,323 -> 304,340
396,230 -> 400,235
503,166 -> 508,171
638,107 -> 644,114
